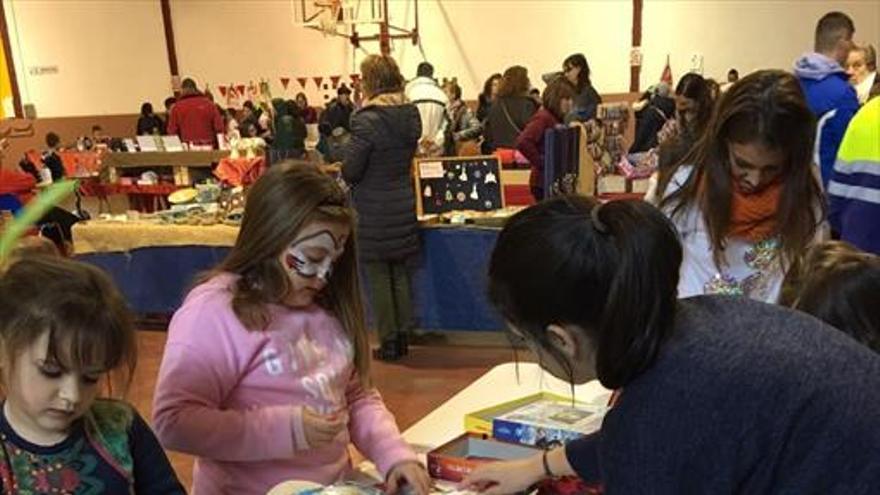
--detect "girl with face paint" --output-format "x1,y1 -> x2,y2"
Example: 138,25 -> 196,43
153,163 -> 430,495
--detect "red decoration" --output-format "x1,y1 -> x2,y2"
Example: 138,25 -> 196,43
330,75 -> 342,88
218,85 -> 228,97
280,77 -> 291,90
313,76 -> 324,88
349,73 -> 361,88
236,84 -> 246,96
297,77 -> 308,89
660,55 -> 673,86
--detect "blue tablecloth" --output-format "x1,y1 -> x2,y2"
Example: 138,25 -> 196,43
77,226 -> 504,332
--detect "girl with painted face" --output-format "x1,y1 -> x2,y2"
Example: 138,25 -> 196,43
0,256 -> 184,494
463,196 -> 880,493
153,163 -> 429,495
656,70 -> 827,303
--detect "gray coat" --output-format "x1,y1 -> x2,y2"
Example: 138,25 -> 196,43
342,101 -> 422,262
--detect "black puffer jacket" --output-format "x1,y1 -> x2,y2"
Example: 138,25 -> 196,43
343,95 -> 422,262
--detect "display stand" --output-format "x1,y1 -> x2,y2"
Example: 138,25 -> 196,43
102,150 -> 230,185
413,156 -> 505,217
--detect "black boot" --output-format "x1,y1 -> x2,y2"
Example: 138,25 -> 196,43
373,336 -> 404,362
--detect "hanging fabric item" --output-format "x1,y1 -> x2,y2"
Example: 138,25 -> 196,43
313,76 -> 324,89
280,77 -> 291,90
660,55 -> 673,86
330,75 -> 342,89
297,77 -> 308,89
236,84 -> 247,97
218,86 -> 228,98
349,74 -> 361,88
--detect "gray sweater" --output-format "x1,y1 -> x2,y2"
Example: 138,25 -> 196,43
566,295 -> 880,493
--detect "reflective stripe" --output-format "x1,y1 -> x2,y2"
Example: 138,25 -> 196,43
814,109 -> 837,167
833,159 -> 880,176
827,181 -> 880,205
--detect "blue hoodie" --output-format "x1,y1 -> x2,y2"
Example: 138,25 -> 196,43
794,52 -> 859,188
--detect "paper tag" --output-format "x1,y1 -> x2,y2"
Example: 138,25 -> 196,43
419,161 -> 444,179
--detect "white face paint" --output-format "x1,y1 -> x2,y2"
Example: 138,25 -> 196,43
284,231 -> 342,282
279,222 -> 349,308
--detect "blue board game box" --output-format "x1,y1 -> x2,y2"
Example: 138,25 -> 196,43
491,398 -> 606,448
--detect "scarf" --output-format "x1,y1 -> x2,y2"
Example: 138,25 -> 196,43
728,178 -> 782,242
363,91 -> 406,108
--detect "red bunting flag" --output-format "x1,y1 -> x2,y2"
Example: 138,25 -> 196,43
236,84 -> 246,96
330,75 -> 342,89
349,74 -> 361,88
313,76 -> 324,88
280,77 -> 291,90
297,77 -> 308,89
660,55 -> 673,86
218,85 -> 228,97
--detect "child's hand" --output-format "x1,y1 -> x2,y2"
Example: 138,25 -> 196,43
461,458 -> 543,495
301,407 -> 348,448
386,461 -> 431,495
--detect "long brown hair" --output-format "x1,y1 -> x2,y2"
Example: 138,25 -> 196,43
210,162 -> 371,384
497,66 -> 530,98
661,70 -> 824,268
542,78 -> 575,121
0,256 -> 137,398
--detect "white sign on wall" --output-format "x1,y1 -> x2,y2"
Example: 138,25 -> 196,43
28,66 -> 59,76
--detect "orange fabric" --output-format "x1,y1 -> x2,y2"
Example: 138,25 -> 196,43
214,157 -> 266,187
728,179 -> 782,242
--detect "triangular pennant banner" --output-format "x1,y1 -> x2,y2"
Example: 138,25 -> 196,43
236,84 -> 246,96
280,77 -> 291,90
330,75 -> 342,89
218,85 -> 228,97
349,74 -> 361,88
313,76 -> 324,88
297,77 -> 308,89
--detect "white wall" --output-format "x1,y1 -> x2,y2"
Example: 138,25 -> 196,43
4,0 -> 878,116
3,0 -> 170,117
171,0 -> 880,103
640,0 -> 880,87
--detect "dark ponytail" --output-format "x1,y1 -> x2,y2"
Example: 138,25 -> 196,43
592,201 -> 682,387
488,196 -> 682,389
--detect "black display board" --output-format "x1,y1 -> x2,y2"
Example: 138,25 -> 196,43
414,156 -> 505,216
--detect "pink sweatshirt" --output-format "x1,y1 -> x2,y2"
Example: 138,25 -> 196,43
152,274 -> 416,494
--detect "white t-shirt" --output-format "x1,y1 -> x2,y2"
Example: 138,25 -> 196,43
660,166 -> 826,304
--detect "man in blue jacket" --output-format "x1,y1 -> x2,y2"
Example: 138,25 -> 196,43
794,12 -> 859,189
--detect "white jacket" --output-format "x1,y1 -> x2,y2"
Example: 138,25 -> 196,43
405,77 -> 448,156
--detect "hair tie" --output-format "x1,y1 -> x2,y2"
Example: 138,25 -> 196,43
591,204 -> 609,234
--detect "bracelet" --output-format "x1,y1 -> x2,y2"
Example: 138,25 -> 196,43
542,449 -> 555,478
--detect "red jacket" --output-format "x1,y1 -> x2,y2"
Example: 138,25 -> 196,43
167,94 -> 223,146
516,107 -> 560,189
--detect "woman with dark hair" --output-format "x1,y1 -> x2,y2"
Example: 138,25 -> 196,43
476,73 -> 502,123
516,78 -> 575,201
483,66 -> 538,153
641,74 -> 717,203
136,102 -> 165,135
268,98 -> 307,164
658,70 -> 826,303
462,196 -> 880,493
445,82 -> 482,155
554,53 -> 602,122
295,92 -> 319,124
343,54 -> 422,361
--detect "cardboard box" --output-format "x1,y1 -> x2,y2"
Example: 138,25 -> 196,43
465,393 -> 606,448
426,433 -> 540,483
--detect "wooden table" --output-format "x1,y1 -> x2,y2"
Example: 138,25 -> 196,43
102,150 -> 231,185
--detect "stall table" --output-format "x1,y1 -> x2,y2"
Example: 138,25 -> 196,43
73,221 -> 504,332
102,150 -> 230,185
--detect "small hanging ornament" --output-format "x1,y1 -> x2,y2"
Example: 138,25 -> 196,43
470,184 -> 479,200
485,170 -> 497,184
424,185 -> 432,198
459,168 -> 468,182
445,190 -> 453,201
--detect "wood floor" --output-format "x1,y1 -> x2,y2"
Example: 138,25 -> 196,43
128,331 -> 518,489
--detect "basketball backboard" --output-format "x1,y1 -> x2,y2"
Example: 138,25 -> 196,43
292,0 -> 385,34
